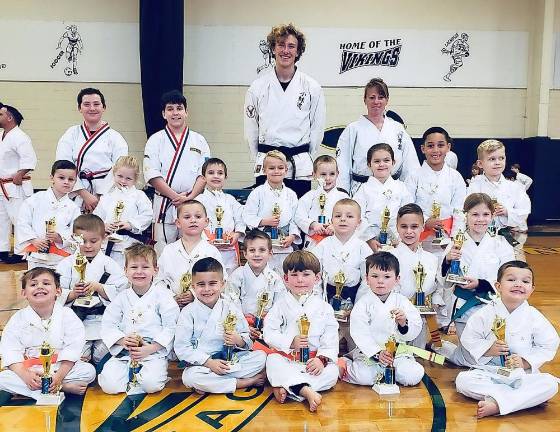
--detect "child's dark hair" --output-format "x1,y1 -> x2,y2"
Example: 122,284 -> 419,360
21,267 -> 60,289
202,157 -> 228,177
73,214 -> 105,236
51,160 -> 78,176
283,250 -> 321,274
397,203 -> 424,222
497,260 -> 533,282
365,252 -> 400,276
161,89 -> 187,110
192,257 -> 224,278
367,143 -> 395,165
244,228 -> 272,250
77,87 -> 106,108
422,126 -> 452,144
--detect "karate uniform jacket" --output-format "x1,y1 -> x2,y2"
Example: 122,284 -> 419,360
0,126 -> 36,198
294,187 -> 348,235
389,242 -> 438,300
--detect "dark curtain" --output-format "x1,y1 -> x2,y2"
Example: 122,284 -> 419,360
139,0 -> 184,138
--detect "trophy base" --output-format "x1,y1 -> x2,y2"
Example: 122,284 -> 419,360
212,238 -> 231,246
73,296 -> 101,308
334,311 -> 348,323
372,383 -> 400,395
378,244 -> 393,252
431,237 -> 450,246
126,384 -> 145,396
226,362 -> 241,373
31,252 -> 50,262
446,274 -> 469,285
496,367 -> 512,378
271,239 -> 284,248
36,392 -> 65,406
416,305 -> 436,315
107,234 -> 124,243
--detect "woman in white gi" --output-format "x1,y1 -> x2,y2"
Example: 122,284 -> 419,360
336,78 -> 420,195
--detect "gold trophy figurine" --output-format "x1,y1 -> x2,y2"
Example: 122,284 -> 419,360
430,201 -> 445,245
318,193 -> 327,224
446,230 -> 468,285
298,314 -> 311,363
413,262 -> 428,310
488,198 -> 499,236
180,272 -> 192,294
332,270 -> 347,320
73,253 -> 99,308
213,205 -> 229,245
127,334 -> 144,394
36,341 -> 65,405
492,316 -> 512,374
413,262 -> 441,346
373,334 -> 400,395
222,311 -> 238,363
108,201 -> 125,242
378,207 -> 391,250
270,203 -> 283,246
253,291 -> 270,331
38,217 -> 57,256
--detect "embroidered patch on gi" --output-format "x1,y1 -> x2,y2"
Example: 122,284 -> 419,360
297,92 -> 306,109
255,164 -> 262,173
189,147 -> 201,154
246,105 -> 256,118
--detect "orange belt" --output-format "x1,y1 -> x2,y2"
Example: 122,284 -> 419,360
252,340 -> 317,362
204,228 -> 240,266
420,216 -> 453,241
23,353 -> 58,368
308,232 -> 328,244
0,175 -> 31,200
24,243 -> 71,258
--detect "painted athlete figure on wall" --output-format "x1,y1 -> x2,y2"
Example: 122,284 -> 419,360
442,33 -> 470,82
57,25 -> 83,76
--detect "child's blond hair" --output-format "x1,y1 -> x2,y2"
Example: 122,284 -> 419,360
124,243 -> 158,268
477,139 -> 505,159
313,155 -> 337,173
333,198 -> 361,215
263,150 -> 287,167
113,155 -> 140,181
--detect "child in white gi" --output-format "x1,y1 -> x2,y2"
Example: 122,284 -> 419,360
156,200 -> 224,309
437,193 -> 515,366
353,143 -> 413,250
93,155 -> 153,267
467,140 -> 531,261
389,204 -> 440,348
99,244 -> 180,394
295,155 -> 348,249
456,261 -> 559,418
263,251 -> 339,412
143,90 -> 210,253
176,257 -> 267,394
196,158 -> 245,274
510,163 -> 532,191
16,160 -> 80,269
243,150 -> 301,274
56,214 -> 128,364
340,252 -> 424,387
0,268 -> 96,403
226,229 -> 285,340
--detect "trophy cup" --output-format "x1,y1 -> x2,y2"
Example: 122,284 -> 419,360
36,341 -> 65,405
413,262 -> 441,346
331,270 -> 347,321
413,262 -> 428,311
254,291 -> 270,331
270,203 -> 283,246
430,202 -> 445,245
445,230 -> 468,285
213,205 -> 229,245
108,200 -> 125,242
378,207 -> 391,249
318,193 -> 327,224
373,334 -> 400,395
127,334 -> 144,394
73,252 -> 100,308
180,272 -> 192,294
492,316 -> 511,375
298,314 -> 311,363
222,311 -> 238,363
41,217 -> 57,254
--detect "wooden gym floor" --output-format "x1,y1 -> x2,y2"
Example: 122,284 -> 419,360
0,235 -> 558,431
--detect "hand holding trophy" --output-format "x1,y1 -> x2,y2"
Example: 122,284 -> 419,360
446,230 -> 468,285
270,203 -> 283,246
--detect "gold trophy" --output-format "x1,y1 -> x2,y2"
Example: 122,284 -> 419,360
222,311 -> 238,363
413,262 -> 441,347
378,207 -> 391,250
108,200 -> 125,242
270,203 -> 283,246
73,252 -> 99,308
373,334 -> 400,395
213,205 -> 229,245
492,316 -> 511,375
331,270 -> 346,320
297,314 -> 311,363
446,230 -> 468,285
430,201 -> 445,245
488,198 -> 499,236
42,217 -> 57,255
254,291 -> 270,331
180,272 -> 192,294
127,334 -> 144,394
36,341 -> 65,405
318,193 -> 327,224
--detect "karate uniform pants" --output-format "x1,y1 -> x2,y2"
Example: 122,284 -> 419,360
98,356 -> 168,394
0,195 -> 23,253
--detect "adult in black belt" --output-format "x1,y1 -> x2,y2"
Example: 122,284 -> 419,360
244,23 -> 326,197
336,78 -> 420,196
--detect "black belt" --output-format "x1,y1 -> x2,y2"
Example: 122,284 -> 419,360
258,143 -> 310,180
105,229 -> 153,256
351,172 -> 369,183
326,281 -> 361,304
498,227 -> 520,247
79,169 -> 110,193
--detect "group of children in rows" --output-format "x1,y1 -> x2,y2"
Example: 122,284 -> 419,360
0,116 -> 556,419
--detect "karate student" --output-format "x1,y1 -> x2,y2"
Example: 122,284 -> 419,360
56,88 -> 128,212
155,200 -> 223,308
510,163 -> 532,191
353,143 -> 413,250
0,268 -> 96,404
456,261 -> 559,418
336,78 -> 420,195
175,257 -> 267,394
144,90 -> 210,253
196,158 -> 245,274
99,244 -> 180,394
340,252 -> 424,387
437,193 -> 514,366
0,104 -> 37,264
243,150 -> 301,274
244,23 -> 326,197
56,214 -> 128,364
294,155 -> 348,249
93,155 -> 153,267
389,204 -> 440,348
16,160 -> 80,269
467,140 -> 530,261
263,251 -> 339,412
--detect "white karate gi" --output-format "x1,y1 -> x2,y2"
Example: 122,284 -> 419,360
155,238 -> 224,295
0,126 -> 36,253
263,291 -> 339,401
352,176 -> 413,242
56,251 -> 128,363
93,185 -> 153,266
175,298 -> 266,393
244,69 -> 326,179
243,182 -> 302,274
456,299 -> 559,415
56,123 -> 128,195
143,127 -> 210,251
336,116 -> 420,195
99,284 -> 180,394
515,172 -> 533,191
444,150 -> 458,170
294,187 -> 348,249
226,264 -> 285,318
196,188 -> 245,273
0,304 -> 96,400
343,290 -> 424,386
15,188 -> 80,269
